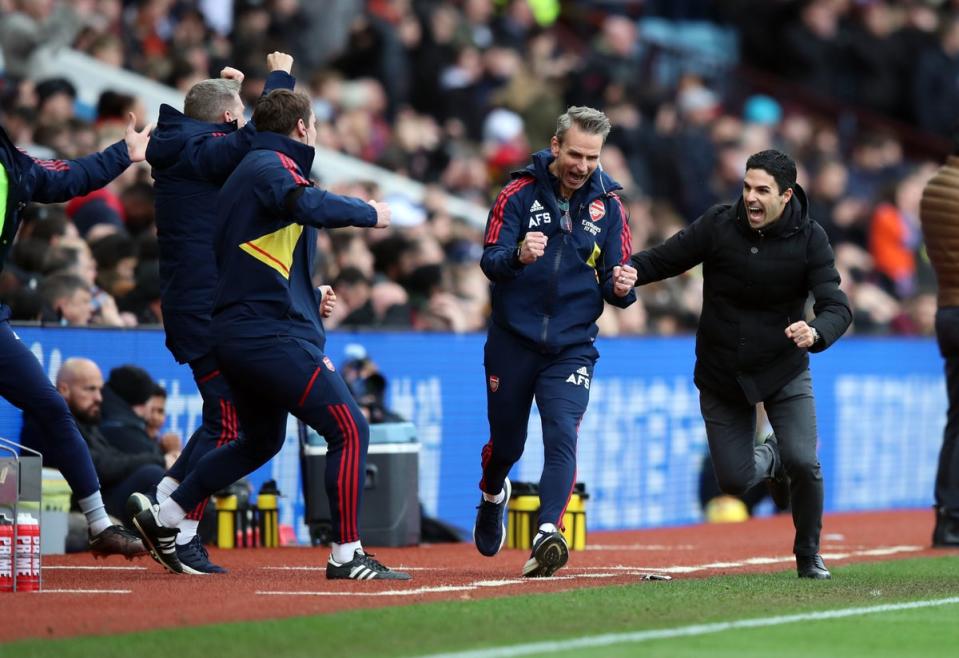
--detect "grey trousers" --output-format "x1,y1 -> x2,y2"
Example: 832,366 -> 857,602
700,369 -> 824,556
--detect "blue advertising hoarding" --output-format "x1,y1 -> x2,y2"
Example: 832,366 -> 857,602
0,327 -> 944,543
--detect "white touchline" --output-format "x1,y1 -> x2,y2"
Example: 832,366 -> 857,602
43,565 -> 147,571
40,589 -> 132,594
411,597 -> 959,658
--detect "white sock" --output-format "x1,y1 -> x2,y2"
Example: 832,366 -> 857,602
157,498 -> 186,528
483,488 -> 506,504
538,523 -> 557,535
78,491 -> 111,535
156,477 -> 179,503
331,540 -> 363,564
174,519 -> 200,545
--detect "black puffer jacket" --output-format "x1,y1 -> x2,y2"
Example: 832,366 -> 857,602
631,185 -> 851,405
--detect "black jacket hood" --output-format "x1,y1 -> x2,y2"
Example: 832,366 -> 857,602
145,104 -> 238,169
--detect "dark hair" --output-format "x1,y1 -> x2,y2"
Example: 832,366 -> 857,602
96,90 -> 137,122
35,77 -> 77,105
38,273 -> 88,306
745,150 -> 797,195
30,210 -> 70,243
252,89 -> 312,135
107,365 -> 156,407
335,266 -> 371,287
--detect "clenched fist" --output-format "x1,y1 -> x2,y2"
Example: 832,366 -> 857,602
519,232 -> 548,264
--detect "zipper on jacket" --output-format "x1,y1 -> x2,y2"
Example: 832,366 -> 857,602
541,199 -> 576,343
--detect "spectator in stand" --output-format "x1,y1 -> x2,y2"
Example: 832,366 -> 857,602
38,272 -> 94,325
145,384 -> 182,457
21,358 -> 166,527
100,365 -> 179,468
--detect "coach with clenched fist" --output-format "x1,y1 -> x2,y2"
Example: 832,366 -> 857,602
624,149 -> 852,579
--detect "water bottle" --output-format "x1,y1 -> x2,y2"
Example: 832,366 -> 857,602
0,514 -> 13,592
15,513 -> 40,592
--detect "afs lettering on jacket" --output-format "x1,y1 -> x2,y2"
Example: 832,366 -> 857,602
481,149 -> 636,353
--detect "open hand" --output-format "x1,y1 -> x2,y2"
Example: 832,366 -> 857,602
124,112 -> 153,162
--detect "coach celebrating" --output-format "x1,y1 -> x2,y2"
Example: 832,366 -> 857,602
624,150 -> 851,579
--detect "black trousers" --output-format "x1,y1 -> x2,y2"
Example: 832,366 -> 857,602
935,307 -> 959,518
699,370 -> 824,556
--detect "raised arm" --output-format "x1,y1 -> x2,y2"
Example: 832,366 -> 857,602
189,53 -> 296,180
29,113 -> 150,203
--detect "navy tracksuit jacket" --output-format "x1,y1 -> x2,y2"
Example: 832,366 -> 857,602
169,131 -> 378,544
146,70 -> 294,516
1,123 -> 132,500
479,148 -> 636,527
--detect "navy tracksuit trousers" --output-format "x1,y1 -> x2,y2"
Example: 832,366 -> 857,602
171,334 -> 368,544
0,316 -> 101,499
480,322 -> 597,527
165,352 -> 240,521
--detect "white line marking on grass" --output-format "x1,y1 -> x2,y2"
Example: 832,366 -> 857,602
411,597 -> 959,658
256,544 -> 926,598
44,565 -> 148,571
258,585 -> 474,597
40,589 -> 132,594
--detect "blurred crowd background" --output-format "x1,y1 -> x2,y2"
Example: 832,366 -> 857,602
0,0 -> 953,337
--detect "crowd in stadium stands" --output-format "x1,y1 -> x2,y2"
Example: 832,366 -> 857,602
0,0 -> 950,337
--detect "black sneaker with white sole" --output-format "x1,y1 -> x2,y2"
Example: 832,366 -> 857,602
126,491 -> 157,520
522,530 -> 569,578
133,506 -> 183,574
473,477 -> 511,557
326,550 -> 411,580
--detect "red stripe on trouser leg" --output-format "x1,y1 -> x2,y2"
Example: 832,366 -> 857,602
479,439 -> 494,492
298,367 -> 322,407
341,406 -> 361,541
196,369 -> 220,385
186,400 -> 237,521
330,404 -> 353,543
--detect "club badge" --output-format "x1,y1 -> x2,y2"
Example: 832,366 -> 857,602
489,375 -> 500,392
589,199 -> 606,222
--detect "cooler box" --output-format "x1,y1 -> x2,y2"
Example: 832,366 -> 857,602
507,481 -> 588,551
300,421 -> 420,547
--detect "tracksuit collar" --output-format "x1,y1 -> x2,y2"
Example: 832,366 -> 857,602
252,131 -> 315,177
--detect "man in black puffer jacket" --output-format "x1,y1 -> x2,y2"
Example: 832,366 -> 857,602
627,150 -> 852,579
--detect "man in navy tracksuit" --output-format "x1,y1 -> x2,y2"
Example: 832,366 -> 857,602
130,53 -> 296,574
474,107 -> 637,577
0,116 -> 150,558
134,89 -> 409,580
